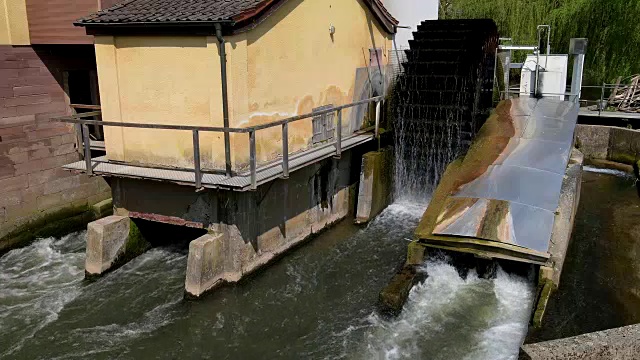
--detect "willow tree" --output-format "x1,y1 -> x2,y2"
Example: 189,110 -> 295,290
440,0 -> 640,84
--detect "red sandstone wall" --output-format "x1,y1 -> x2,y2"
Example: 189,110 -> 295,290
0,45 -> 110,243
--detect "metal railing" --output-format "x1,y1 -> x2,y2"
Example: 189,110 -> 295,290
55,96 -> 384,190
580,84 -> 629,116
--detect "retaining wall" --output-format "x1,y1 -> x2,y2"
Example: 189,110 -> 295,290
0,45 -> 111,253
575,124 -> 640,166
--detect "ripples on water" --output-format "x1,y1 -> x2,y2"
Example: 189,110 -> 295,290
0,201 -> 533,360
583,165 -> 635,178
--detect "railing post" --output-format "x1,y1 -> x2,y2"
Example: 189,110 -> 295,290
192,129 -> 202,189
375,101 -> 381,139
282,123 -> 289,179
335,109 -> 342,158
249,130 -> 257,190
599,83 -> 605,116
82,124 -> 93,176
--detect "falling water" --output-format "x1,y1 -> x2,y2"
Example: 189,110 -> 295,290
392,20 -> 498,200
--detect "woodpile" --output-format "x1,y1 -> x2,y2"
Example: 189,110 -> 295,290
608,75 -> 640,113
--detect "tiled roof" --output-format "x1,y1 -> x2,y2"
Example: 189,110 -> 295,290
77,0 -> 268,23
76,0 -> 397,33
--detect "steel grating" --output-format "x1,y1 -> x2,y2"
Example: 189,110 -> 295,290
64,133 -> 374,191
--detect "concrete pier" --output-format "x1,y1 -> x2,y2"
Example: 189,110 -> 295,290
185,233 -> 226,297
355,148 -> 393,224
85,215 -> 150,277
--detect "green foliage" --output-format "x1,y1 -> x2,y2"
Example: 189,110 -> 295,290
441,0 -> 640,84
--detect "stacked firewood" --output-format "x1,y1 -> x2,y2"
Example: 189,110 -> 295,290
608,75 -> 640,113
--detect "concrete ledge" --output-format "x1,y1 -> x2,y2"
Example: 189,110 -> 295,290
85,216 -> 150,277
355,148 -> 393,224
533,148 -> 583,327
520,324 -> 640,360
185,233 -> 225,298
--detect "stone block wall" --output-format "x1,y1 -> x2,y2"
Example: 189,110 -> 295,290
0,45 -> 111,252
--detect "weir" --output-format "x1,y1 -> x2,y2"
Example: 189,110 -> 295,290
3,12 -> 639,359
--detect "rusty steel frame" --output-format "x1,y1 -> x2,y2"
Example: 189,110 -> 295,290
56,96 -> 384,191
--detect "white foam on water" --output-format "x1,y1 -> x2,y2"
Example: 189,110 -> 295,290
583,165 -> 634,179
351,261 -> 534,360
0,232 -> 85,357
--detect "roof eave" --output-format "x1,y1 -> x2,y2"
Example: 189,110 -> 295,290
75,19 -> 235,28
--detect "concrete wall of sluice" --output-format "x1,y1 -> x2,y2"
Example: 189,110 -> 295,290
104,146 -> 387,296
520,324 -> 640,360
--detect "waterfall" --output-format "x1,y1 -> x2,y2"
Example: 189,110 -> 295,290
392,19 -> 499,201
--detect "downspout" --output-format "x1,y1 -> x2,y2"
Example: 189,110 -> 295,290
215,23 -> 233,177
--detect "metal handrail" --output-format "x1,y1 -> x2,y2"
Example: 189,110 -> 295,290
55,96 -> 384,190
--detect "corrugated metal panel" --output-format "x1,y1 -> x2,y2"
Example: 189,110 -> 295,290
452,165 -> 564,212
494,138 -> 572,175
433,97 -> 579,254
434,197 -> 555,253
508,97 -> 538,116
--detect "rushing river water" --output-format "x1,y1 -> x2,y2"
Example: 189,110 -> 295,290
0,201 -> 534,360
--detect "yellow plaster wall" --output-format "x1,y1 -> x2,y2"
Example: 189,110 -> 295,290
95,35 -> 226,169
0,0 -> 30,45
230,0 -> 392,165
96,0 -> 391,170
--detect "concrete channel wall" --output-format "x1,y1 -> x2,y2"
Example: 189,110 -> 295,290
520,324 -> 640,360
575,124 -> 640,169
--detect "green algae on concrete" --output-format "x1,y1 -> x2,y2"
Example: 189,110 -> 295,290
0,199 -> 114,255
85,217 -> 151,279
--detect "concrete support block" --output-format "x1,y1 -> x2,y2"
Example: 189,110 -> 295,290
85,216 -> 149,277
406,240 -> 426,266
185,233 -> 226,298
379,265 -> 422,316
356,148 -> 392,224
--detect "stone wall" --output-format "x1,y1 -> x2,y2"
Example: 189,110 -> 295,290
0,45 -> 111,252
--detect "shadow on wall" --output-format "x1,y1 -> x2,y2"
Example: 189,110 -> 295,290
111,144 -> 376,251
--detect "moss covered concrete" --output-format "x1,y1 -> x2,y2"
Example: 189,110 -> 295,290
0,198 -> 113,256
575,125 -> 640,167
117,219 -> 151,268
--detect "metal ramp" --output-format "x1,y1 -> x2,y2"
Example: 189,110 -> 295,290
415,97 -> 580,264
